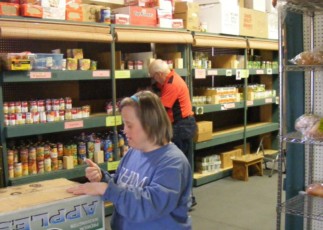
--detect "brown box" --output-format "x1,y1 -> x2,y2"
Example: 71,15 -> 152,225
174,1 -> 199,14
220,149 -> 242,168
239,7 -> 268,38
233,143 -> 251,155
210,54 -> 244,69
82,4 -> 104,22
194,121 -> 213,142
173,13 -> 200,31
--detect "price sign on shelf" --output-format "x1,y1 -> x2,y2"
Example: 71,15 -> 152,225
225,69 -> 232,77
266,69 -> 273,75
221,103 -> 236,110
30,72 -> 52,79
265,98 -> 273,103
93,70 -> 110,78
236,69 -> 249,80
207,69 -> 218,76
115,70 -> 131,79
106,115 -> 122,127
64,120 -> 84,129
194,69 -> 206,79
247,101 -> 254,106
256,69 -> 265,75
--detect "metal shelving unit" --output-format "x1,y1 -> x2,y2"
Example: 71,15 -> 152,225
277,1 -> 323,229
191,33 -> 279,186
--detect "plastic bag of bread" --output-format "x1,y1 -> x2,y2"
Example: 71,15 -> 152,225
295,114 -> 323,140
306,183 -> 323,197
290,46 -> 323,65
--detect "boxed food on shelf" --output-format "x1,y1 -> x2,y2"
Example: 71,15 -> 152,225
41,0 -> 66,8
194,121 -> 213,142
112,6 -> 157,26
82,4 -> 104,22
0,178 -> 105,230
210,54 -> 244,69
66,0 -> 82,10
31,53 -> 64,70
66,8 -> 83,21
0,2 -> 19,16
174,1 -> 200,31
244,0 -> 266,12
42,6 -> 66,20
195,160 -> 221,174
0,53 -> 33,71
20,4 -> 43,18
199,3 -> 239,35
111,13 -> 130,24
239,7 -> 268,38
220,149 -> 242,168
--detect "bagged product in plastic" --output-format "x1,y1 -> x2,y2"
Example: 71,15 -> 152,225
295,114 -> 323,140
306,183 -> 323,197
289,46 -> 323,65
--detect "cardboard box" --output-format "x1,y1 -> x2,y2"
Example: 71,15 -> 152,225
82,4 -> 104,22
41,0 -> 66,8
0,3 -> 19,16
239,7 -> 268,38
0,178 -> 105,230
210,54 -> 244,68
126,51 -> 154,69
20,4 -> 43,18
66,8 -> 83,21
111,13 -> 130,24
194,121 -> 213,142
244,0 -> 266,12
199,3 -> 239,35
43,7 -> 66,20
173,12 -> 200,31
267,12 -> 278,40
112,6 -> 157,26
193,0 -> 238,6
174,1 -> 199,14
220,149 -> 242,168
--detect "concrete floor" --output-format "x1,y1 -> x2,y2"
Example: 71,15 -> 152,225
105,169 -> 284,230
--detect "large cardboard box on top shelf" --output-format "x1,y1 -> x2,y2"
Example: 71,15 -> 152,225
0,178 -> 105,229
210,54 -> 245,69
198,3 -> 239,35
112,6 -> 157,26
239,7 -> 268,38
194,121 -> 213,142
220,149 -> 242,168
174,1 -> 200,31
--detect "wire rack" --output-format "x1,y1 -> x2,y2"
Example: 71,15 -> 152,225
283,132 -> 323,146
281,194 -> 323,221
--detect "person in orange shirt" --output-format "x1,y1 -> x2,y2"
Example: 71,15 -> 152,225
149,59 -> 197,208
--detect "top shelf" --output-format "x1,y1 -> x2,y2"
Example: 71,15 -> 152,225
285,65 -> 323,71
282,1 -> 323,13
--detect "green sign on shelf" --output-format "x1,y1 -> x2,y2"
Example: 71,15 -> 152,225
108,161 -> 120,171
115,70 -> 131,79
106,115 -> 122,127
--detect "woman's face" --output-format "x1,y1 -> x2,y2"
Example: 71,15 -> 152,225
121,105 -> 150,151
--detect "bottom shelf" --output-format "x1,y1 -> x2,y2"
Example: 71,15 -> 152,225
193,167 -> 232,187
280,194 -> 323,221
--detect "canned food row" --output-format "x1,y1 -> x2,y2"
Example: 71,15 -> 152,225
4,106 -> 90,126
3,97 -> 73,114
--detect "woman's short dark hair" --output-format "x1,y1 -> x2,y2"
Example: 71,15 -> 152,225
120,90 -> 173,146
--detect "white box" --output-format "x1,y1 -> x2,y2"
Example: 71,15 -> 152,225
42,7 -> 66,20
0,179 -> 105,230
159,18 -> 173,28
244,0 -> 266,12
41,0 -> 66,8
199,3 -> 239,35
267,12 -> 278,39
193,0 -> 238,6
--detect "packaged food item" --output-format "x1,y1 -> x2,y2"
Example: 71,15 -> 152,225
290,46 -> 323,65
0,52 -> 33,70
20,4 -> 43,18
295,114 -> 323,140
306,183 -> 323,197
78,59 -> 91,70
67,58 -> 78,70
0,2 -> 19,16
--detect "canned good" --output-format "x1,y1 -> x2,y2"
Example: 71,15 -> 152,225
20,147 -> 29,163
65,109 -> 72,120
44,144 -> 51,159
4,114 -> 9,126
52,157 -> 58,171
14,162 -> 22,178
46,111 -> 55,122
36,146 -> 45,161
87,141 -> 95,160
44,158 -> 51,172
127,60 -> 134,70
37,100 -> 45,112
29,100 -> 38,113
8,165 -> 14,179
22,162 -> 29,176
57,143 -> 63,157
52,99 -> 60,111
32,112 -> 40,123
26,112 -> 33,124
7,149 -> 14,165
39,111 -> 47,123
135,60 -> 143,70
45,99 -> 52,111
65,97 -> 72,110
21,113 -> 26,125
59,110 -> 65,121
78,142 -> 86,164
100,8 -> 111,24
90,60 -> 97,71
53,110 -> 60,122
71,108 -> 78,120
9,102 -> 15,114
21,101 -> 28,113
28,147 -> 36,160
9,113 -> 16,126
50,144 -> 58,158
58,98 -> 65,110
37,160 -> 44,174
82,105 -> 90,118
28,160 -> 37,175
58,159 -> 63,170
3,102 -> 9,114
15,101 -> 22,113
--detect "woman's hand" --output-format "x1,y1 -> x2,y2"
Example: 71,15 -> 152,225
85,159 -> 102,182
66,182 -> 108,196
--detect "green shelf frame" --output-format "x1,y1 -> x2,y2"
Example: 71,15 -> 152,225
2,70 -> 111,83
115,68 -> 188,79
4,113 -> 114,138
9,163 -> 108,186
193,97 -> 277,114
193,168 -> 232,187
194,122 -> 279,150
191,68 -> 278,77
